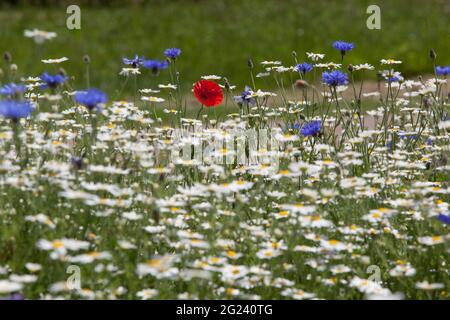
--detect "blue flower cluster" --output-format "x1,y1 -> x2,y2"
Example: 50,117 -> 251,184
40,72 -> 68,89
436,66 -> 450,76
322,70 -> 348,86
295,63 -> 313,74
333,41 -> 354,53
123,54 -> 144,68
143,59 -> 169,75
0,100 -> 34,120
300,120 -> 322,137
0,82 -> 33,120
164,48 -> 182,60
75,88 -> 108,111
122,48 -> 181,73
0,83 -> 26,97
438,214 -> 450,225
234,86 -> 255,106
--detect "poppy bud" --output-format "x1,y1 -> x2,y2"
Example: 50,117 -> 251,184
295,79 -> 308,89
292,51 -> 297,59
3,51 -> 12,63
429,49 -> 436,60
247,57 -> 254,69
83,54 -> 90,64
0,68 -> 3,78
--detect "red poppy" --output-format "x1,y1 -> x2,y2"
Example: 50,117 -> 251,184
193,79 -> 223,107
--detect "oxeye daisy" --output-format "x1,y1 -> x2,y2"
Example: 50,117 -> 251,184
24,28 -> 57,44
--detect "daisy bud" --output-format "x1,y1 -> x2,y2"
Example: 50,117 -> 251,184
429,49 -> 436,60
3,51 -> 12,63
83,54 -> 90,64
10,64 -> 18,74
247,57 -> 254,69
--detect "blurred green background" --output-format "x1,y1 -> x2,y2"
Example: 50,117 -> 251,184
0,0 -> 449,95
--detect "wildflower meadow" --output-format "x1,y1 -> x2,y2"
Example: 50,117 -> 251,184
0,1 -> 449,302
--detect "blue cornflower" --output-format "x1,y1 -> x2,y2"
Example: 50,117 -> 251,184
322,70 -> 348,86
435,66 -> 450,76
123,54 -> 144,68
0,83 -> 26,97
300,120 -> 321,137
40,72 -> 68,89
333,41 -> 354,54
142,59 -> 169,75
0,100 -> 34,120
164,48 -> 181,60
295,63 -> 313,74
388,75 -> 401,83
438,214 -> 450,225
75,88 -> 108,111
234,86 -> 256,106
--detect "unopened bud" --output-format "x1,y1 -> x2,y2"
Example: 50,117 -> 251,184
224,77 -> 231,90
348,64 -> 354,73
292,51 -> 297,59
10,64 -> 18,74
295,79 -> 309,89
58,68 -> 67,77
3,51 -> 12,63
429,49 -> 436,60
83,54 -> 90,64
247,57 -> 254,69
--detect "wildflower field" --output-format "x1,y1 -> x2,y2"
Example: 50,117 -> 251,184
0,2 -> 450,301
